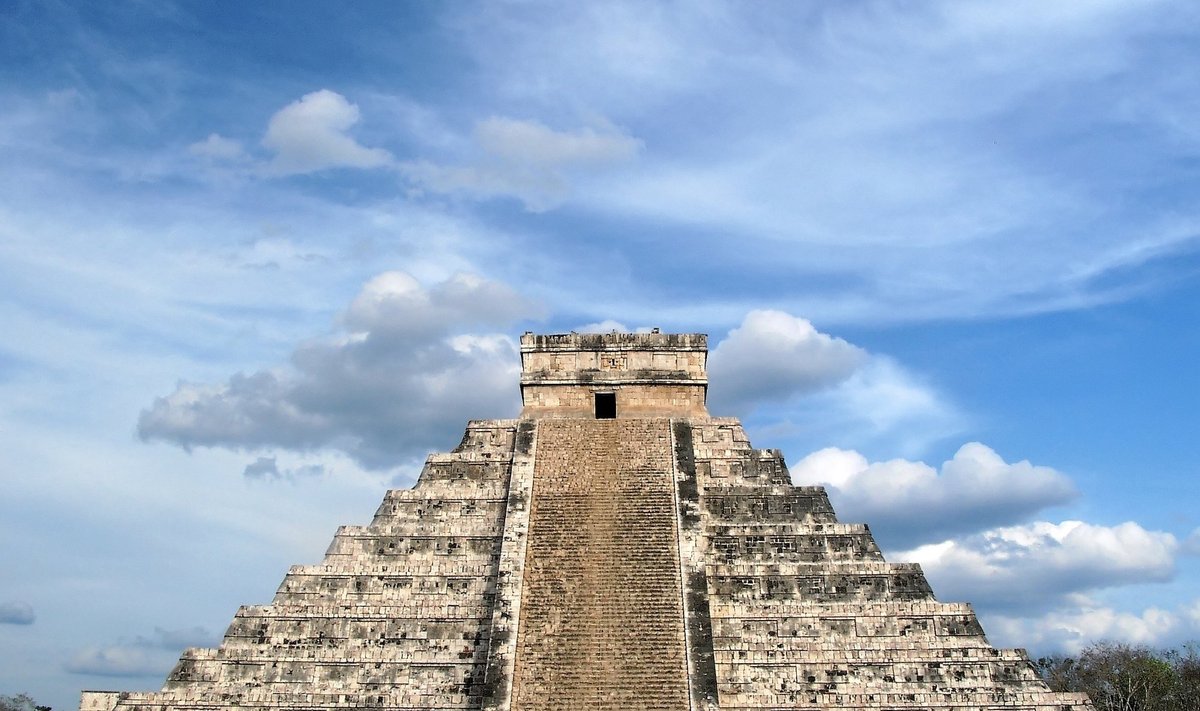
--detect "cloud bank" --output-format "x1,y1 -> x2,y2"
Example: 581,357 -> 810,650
791,443 -> 1078,548
138,272 -> 536,469
984,599 -> 1200,655
708,310 -> 961,457
900,520 -> 1178,611
781,440 -> 1184,642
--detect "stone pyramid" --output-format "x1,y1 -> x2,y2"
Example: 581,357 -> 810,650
82,332 -> 1093,710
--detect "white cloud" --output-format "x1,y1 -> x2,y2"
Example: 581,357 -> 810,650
401,116 -> 641,211
898,520 -> 1178,611
262,90 -> 392,175
792,443 -> 1077,547
706,311 -> 959,457
0,601 -> 35,625
1183,527 -> 1200,555
985,600 -> 1199,654
188,133 -> 246,161
137,272 -> 537,469
708,310 -> 867,410
242,455 -> 325,481
65,646 -> 166,677
575,319 -> 631,333
475,116 -> 641,167
829,358 -> 951,436
343,271 -> 533,337
65,627 -> 217,678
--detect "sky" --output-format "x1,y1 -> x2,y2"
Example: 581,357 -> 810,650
2,1 -> 1200,708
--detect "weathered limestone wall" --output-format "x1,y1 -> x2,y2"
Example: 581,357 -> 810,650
520,383 -> 707,418
83,420 -> 524,711
477,422 -> 537,711
79,692 -> 120,711
519,332 -> 708,379
509,419 -> 690,710
682,418 -> 1094,710
518,332 -> 708,419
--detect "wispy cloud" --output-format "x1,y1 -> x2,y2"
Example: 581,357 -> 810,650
242,455 -> 325,481
65,626 -> 217,678
188,90 -> 641,210
400,116 -> 642,211
1185,528 -> 1200,556
188,133 -> 247,162
0,601 -> 35,625
441,1 -> 1200,322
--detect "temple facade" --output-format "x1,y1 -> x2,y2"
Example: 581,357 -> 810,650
82,331 -> 1093,710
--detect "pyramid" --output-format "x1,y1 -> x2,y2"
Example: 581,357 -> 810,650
82,332 -> 1093,710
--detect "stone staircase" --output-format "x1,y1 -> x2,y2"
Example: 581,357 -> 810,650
510,419 -> 690,711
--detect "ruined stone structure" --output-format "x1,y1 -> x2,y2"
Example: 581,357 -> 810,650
82,332 -> 1093,710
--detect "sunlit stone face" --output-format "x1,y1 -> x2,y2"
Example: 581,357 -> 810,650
518,331 -> 709,418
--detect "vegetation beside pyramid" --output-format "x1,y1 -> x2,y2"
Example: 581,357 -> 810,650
82,332 -> 1093,710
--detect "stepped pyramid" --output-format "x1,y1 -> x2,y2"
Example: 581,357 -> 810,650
82,332 -> 1093,710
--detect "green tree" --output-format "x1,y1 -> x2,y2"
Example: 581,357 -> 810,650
0,693 -> 51,711
1167,644 -> 1200,711
1038,653 -> 1086,696
1039,641 -> 1200,711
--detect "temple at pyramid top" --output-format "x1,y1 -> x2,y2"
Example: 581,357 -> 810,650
519,330 -> 709,418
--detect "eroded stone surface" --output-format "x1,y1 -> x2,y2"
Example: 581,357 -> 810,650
685,419 -> 1091,710
519,332 -> 708,419
83,420 -> 522,711
511,418 -> 689,710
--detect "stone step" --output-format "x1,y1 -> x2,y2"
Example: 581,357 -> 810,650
510,418 -> 690,711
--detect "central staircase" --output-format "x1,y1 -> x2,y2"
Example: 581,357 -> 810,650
511,419 -> 690,710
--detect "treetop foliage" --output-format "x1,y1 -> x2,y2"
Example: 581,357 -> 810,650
1037,641 -> 1200,711
0,694 -> 50,711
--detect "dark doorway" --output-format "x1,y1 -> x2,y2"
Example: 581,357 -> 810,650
595,392 -> 616,419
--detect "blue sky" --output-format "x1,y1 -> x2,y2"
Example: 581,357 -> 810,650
3,1 -> 1200,707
